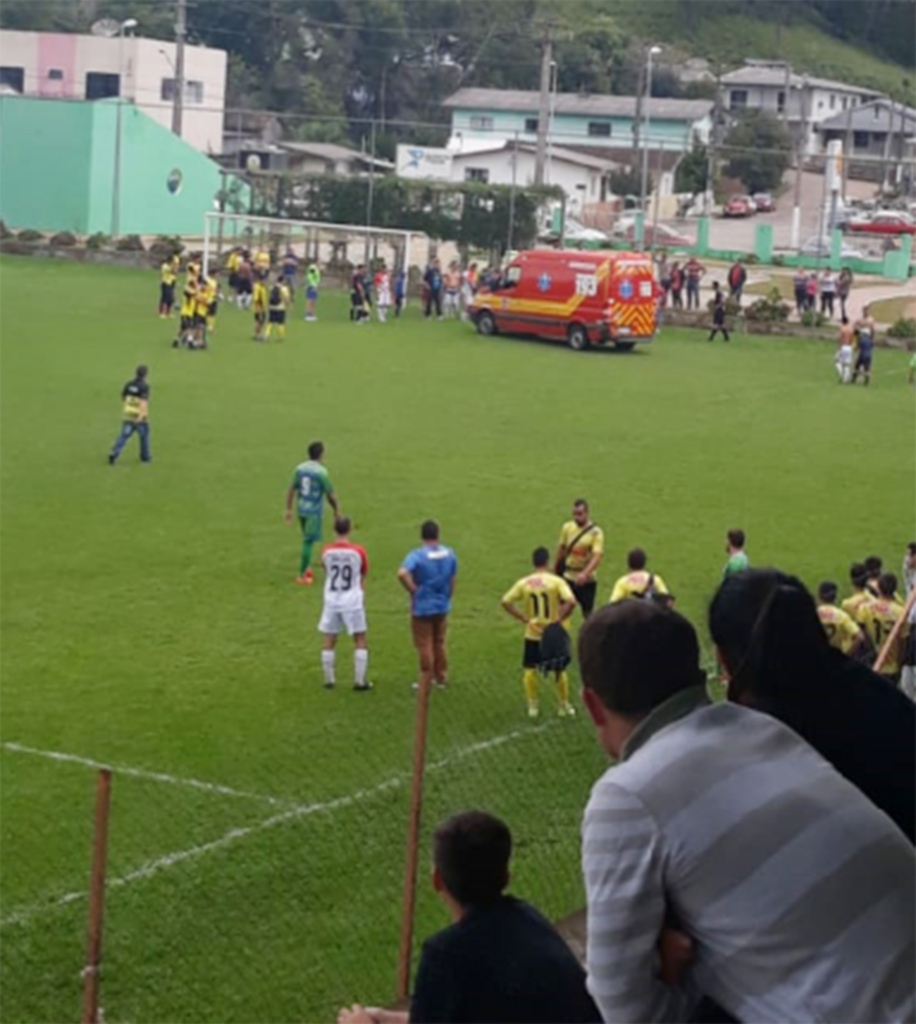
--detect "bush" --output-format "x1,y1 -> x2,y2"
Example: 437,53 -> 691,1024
149,235 -> 183,259
744,287 -> 791,323
800,309 -> 828,328
17,229 -> 44,243
887,316 -> 916,339
49,231 -> 78,247
115,234 -> 145,252
0,221 -> 12,239
743,253 -> 759,265
87,232 -> 109,250
772,254 -> 785,266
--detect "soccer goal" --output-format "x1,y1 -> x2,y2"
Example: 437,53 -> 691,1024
202,212 -> 417,277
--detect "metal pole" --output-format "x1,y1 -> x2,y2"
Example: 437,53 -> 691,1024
172,0 -> 186,137
638,47 -> 656,252
111,26 -> 126,239
882,98 -> 896,192
507,131 -> 518,253
366,119 -> 376,263
790,76 -> 809,250
203,213 -> 211,277
533,25 -> 552,187
650,143 -> 663,256
546,60 -> 557,186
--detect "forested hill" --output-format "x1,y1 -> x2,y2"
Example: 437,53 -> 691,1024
3,0 -> 914,149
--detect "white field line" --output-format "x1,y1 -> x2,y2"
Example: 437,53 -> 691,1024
0,721 -> 556,929
0,741 -> 291,807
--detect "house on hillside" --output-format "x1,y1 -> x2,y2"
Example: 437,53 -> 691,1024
220,140 -> 392,177
718,61 -> 880,156
0,28 -> 226,154
815,98 -> 916,184
442,87 -> 712,152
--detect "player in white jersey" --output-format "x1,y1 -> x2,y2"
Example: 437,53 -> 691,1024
318,517 -> 372,691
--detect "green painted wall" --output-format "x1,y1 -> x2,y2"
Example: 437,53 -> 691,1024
0,97 -> 94,232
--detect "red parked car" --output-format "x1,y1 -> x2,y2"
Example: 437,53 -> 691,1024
846,212 -> 916,236
723,195 -> 756,218
752,192 -> 776,212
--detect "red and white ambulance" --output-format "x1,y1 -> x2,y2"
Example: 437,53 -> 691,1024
468,249 -> 660,351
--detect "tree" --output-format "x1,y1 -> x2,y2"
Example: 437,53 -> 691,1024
608,165 -> 652,199
723,110 -> 791,193
674,135 -> 708,194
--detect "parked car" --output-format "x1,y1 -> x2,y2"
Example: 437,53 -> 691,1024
799,235 -> 865,260
622,223 -> 693,248
723,195 -> 756,218
752,192 -> 776,213
846,211 -> 916,236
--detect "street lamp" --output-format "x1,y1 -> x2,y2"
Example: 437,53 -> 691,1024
111,18 -> 138,238
637,45 -> 661,251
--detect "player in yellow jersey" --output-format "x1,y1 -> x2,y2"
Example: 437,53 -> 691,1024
252,278 -> 268,341
174,275 -> 198,348
158,256 -> 178,317
841,562 -> 876,626
862,574 -> 909,683
192,274 -> 211,349
609,548 -> 673,606
264,276 -> 291,340
554,499 -> 604,619
253,247 -> 271,281
204,272 -> 219,333
816,582 -> 865,657
187,256 -> 201,284
226,247 -> 241,303
501,547 -> 577,718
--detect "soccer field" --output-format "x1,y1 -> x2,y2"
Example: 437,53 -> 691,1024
1,255 -> 913,1024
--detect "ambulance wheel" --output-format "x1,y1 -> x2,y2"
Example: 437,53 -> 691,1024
476,311 -> 497,336
568,324 -> 590,351
615,342 -> 636,352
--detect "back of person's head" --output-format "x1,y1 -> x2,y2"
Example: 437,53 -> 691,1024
308,440 -> 324,461
335,516 -> 351,537
878,573 -> 898,599
433,811 -> 511,907
627,548 -> 647,571
818,581 -> 838,605
532,546 -> 549,568
136,364 -> 148,379
578,601 -> 704,717
850,561 -> 868,588
908,542 -> 916,558
421,519 -> 439,542
709,569 -> 832,709
865,555 -> 882,579
727,528 -> 745,550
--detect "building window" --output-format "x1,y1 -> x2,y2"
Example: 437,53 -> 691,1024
853,131 -> 869,149
160,78 -> 204,104
86,72 -> 120,99
776,90 -> 786,113
524,117 -> 538,133
0,66 -> 24,92
841,96 -> 848,110
464,167 -> 489,183
48,68 -> 64,81
469,115 -> 493,131
729,89 -> 748,110
587,121 -> 612,137
829,93 -> 836,109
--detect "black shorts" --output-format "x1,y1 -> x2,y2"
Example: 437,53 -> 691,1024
238,279 -> 253,295
160,282 -> 175,306
254,311 -> 266,325
180,314 -> 192,331
523,639 -> 543,669
855,351 -> 872,370
268,309 -> 286,324
569,579 -> 597,617
228,272 -> 239,291
193,312 -> 207,328
207,301 -> 217,317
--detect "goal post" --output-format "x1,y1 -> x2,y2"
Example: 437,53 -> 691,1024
202,212 -> 414,279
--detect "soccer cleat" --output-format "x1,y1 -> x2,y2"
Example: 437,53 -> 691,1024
353,681 -> 374,692
558,703 -> 577,718
528,704 -> 540,719
294,570 -> 315,586
107,454 -> 116,465
323,681 -> 335,690
432,680 -> 448,690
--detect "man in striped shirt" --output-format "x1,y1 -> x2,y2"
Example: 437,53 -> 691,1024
578,600 -> 915,1024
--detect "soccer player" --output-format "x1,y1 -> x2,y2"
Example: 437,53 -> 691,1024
318,517 -> 372,692
174,274 -> 198,348
192,274 -> 211,348
864,555 -> 883,597
252,276 -> 268,341
281,248 -> 298,291
841,562 -> 876,626
398,520 -> 458,693
253,245 -> 271,281
502,548 -> 577,718
186,255 -> 201,283
236,253 -> 253,310
285,441 -> 338,585
443,261 -> 461,319
374,266 -> 391,323
158,255 -> 177,318
204,272 -> 219,335
394,268 -> 406,318
226,247 -> 241,303
304,261 -> 321,321
608,549 -> 672,606
108,365 -> 151,465
851,307 -> 875,385
708,281 -> 729,342
816,581 -> 865,657
862,573 -> 909,684
722,529 -> 749,579
265,276 -> 290,341
350,266 -> 369,323
555,500 -> 604,619
835,316 -> 854,383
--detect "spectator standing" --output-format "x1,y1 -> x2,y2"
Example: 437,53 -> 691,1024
708,281 -> 729,341
443,261 -> 461,318
374,265 -> 391,323
668,262 -> 684,309
398,520 -> 457,692
722,528 -> 748,578
656,253 -> 671,307
726,259 -> 746,303
579,600 -> 916,1024
337,812 -> 601,1024
350,266 -> 369,323
805,271 -> 818,311
394,268 -> 406,318
554,499 -> 604,619
791,267 -> 807,314
108,365 -> 151,465
710,568 -> 916,841
684,255 -> 705,310
281,248 -> 298,291
837,266 -> 853,319
901,543 -> 916,700
820,269 -> 837,318
424,259 -> 444,320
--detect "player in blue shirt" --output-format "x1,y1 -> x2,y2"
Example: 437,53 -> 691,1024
284,440 -> 338,585
398,520 -> 458,692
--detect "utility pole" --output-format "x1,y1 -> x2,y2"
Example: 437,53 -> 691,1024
790,74 -> 808,250
882,97 -> 896,192
172,0 -> 186,138
533,24 -> 553,187
705,70 -> 720,215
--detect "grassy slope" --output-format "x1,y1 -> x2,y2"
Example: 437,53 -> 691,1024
1,256 -> 914,1024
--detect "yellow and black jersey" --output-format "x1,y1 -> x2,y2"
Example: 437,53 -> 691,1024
557,520 -> 604,581
502,571 -> 575,641
817,604 -> 862,654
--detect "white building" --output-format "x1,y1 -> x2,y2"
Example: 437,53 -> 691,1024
0,29 -> 226,154
719,61 -> 880,156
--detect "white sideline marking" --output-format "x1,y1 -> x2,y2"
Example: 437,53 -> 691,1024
0,741 -> 291,807
0,721 -> 555,929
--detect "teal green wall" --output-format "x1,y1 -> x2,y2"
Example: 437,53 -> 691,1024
0,97 -> 94,232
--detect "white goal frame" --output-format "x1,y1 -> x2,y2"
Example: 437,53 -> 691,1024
202,212 -> 415,277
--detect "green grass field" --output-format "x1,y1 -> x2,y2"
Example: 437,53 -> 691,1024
1,256 -> 913,1024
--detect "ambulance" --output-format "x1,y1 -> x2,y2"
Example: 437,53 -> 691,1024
468,249 -> 660,351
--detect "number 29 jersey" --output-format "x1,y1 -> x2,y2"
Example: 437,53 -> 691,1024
321,540 -> 368,611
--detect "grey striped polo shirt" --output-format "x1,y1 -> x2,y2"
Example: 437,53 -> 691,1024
582,687 -> 915,1023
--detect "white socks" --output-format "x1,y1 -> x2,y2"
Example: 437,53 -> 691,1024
321,650 -> 335,685
354,649 -> 369,687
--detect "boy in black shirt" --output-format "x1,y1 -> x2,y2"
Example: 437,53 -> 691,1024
108,366 -> 151,464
